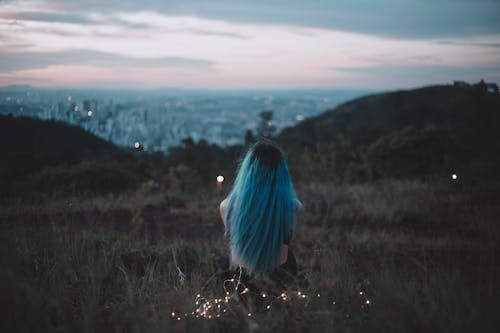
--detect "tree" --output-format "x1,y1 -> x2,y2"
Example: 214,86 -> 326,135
257,110 -> 276,138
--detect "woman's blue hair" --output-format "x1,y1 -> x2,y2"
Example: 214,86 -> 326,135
225,140 -> 299,276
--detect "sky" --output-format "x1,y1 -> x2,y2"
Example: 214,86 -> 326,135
0,0 -> 499,89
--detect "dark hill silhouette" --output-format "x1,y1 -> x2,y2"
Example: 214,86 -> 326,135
277,85 -> 500,182
0,115 -> 148,201
0,114 -> 133,178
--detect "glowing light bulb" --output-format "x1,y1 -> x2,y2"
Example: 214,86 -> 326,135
134,142 -> 140,149
451,173 -> 458,180
87,110 -> 92,117
217,175 -> 224,183
366,300 -> 371,305
171,311 -> 175,317
266,305 -> 271,309
262,293 -> 267,298
247,313 -> 252,317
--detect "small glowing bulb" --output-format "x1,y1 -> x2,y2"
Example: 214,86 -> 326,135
366,300 -> 371,305
451,173 -> 458,180
171,311 -> 175,317
281,293 -> 286,298
262,293 -> 267,298
247,313 -> 252,317
359,291 -> 364,295
87,110 -> 92,117
266,305 -> 271,309
317,293 -> 321,297
297,291 -> 302,296
217,175 -> 224,183
134,142 -> 140,149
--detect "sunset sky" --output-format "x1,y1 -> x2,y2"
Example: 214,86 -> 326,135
1,0 -> 499,89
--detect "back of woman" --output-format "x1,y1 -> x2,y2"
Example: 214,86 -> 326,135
220,140 -> 302,279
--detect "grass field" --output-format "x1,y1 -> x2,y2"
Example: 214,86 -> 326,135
1,179 -> 499,332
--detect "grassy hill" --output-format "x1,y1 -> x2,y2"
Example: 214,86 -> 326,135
0,115 -> 150,202
1,87 -> 499,332
278,85 -> 500,183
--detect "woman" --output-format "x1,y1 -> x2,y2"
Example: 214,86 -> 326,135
219,140 -> 301,277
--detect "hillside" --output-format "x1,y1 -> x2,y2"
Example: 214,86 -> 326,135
0,115 -> 149,201
278,85 -> 500,182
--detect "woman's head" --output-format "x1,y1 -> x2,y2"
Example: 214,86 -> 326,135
225,140 -> 298,276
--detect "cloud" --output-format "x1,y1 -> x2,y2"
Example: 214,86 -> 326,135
437,40 -> 500,48
32,0 -> 500,39
0,11 -> 92,24
0,49 -> 214,72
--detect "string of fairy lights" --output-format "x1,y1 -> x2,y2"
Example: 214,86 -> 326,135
169,266 -> 372,321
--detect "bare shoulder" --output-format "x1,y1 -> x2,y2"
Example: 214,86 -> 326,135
220,198 -> 228,210
219,198 -> 228,225
296,199 -> 303,210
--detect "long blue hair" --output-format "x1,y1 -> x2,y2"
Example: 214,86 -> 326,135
225,140 -> 299,276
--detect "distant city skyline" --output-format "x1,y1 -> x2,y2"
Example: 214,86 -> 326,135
1,0 -> 499,89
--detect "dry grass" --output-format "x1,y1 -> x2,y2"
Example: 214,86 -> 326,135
1,180 -> 499,332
